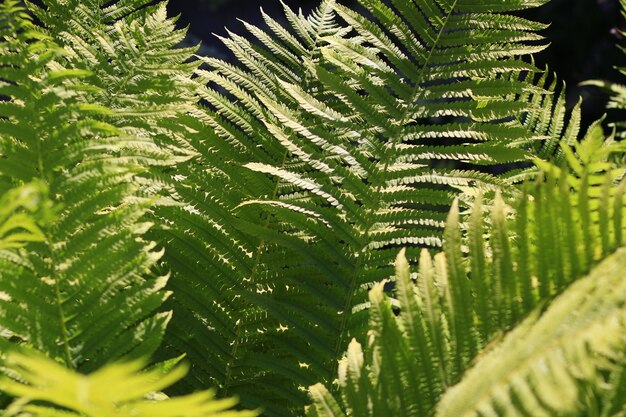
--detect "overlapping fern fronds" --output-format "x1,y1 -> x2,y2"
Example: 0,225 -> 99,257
0,0 -> 604,415
166,0 -> 585,413
153,2 -> 354,414
434,248 -> 626,417
0,350 -> 257,417
308,123 -> 626,416
0,1 -> 172,370
310,247 -> 626,417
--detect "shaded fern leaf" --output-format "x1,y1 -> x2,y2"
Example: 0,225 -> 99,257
0,1 -> 172,370
153,2 -> 353,415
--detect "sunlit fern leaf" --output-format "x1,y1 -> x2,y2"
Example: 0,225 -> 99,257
24,0 -> 200,170
307,139 -> 626,416
309,246 -> 626,417
535,118 -> 626,266
0,2 -> 172,370
0,350 -> 258,417
435,247 -> 626,417
7,0 -> 200,161
452,125 -> 626,354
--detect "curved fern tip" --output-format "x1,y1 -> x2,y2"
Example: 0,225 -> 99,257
395,248 -> 410,282
369,281 -> 387,303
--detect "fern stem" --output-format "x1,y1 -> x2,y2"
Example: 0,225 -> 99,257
410,0 -> 459,108
53,274 -> 74,367
37,97 -> 73,367
223,316 -> 243,395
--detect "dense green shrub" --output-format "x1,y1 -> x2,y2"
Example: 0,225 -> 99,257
0,0 -> 624,416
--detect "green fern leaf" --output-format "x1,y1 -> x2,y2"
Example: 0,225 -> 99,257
0,350 -> 258,417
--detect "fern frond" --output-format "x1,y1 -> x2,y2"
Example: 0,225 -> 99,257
0,350 -> 258,417
24,0 -> 200,165
0,2 -> 171,370
435,248 -> 626,417
22,3 -> 313,412
148,2 -> 353,414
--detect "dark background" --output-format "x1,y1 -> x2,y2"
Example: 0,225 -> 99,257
168,0 -> 626,132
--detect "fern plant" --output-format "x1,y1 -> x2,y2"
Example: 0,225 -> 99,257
310,248 -> 626,417
23,0 -> 202,183
308,127 -> 626,416
434,250 -> 626,417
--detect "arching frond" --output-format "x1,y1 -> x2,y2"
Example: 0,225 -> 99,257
157,0 -> 588,414
152,2 -> 353,414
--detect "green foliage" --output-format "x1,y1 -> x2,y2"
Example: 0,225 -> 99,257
161,1 -> 582,413
309,249 -> 626,416
0,182 -> 51,250
0,0 -> 625,416
308,142 -> 626,416
435,248 -> 626,417
0,0 -> 172,369
0,351 -> 257,417
24,0 -> 201,167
